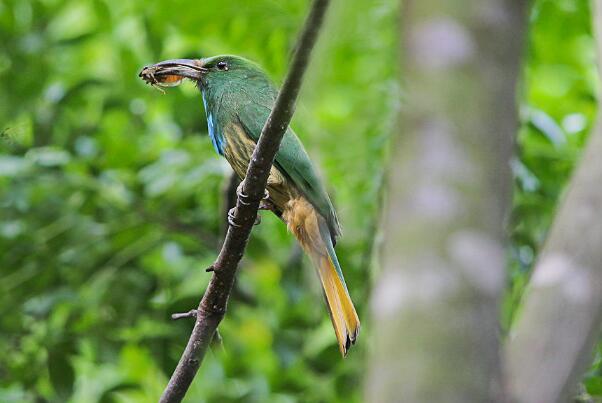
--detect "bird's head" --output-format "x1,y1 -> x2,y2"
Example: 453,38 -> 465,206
139,55 -> 268,92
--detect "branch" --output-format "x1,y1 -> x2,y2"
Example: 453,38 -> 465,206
219,172 -> 240,244
158,1 -> 330,402
505,3 -> 602,402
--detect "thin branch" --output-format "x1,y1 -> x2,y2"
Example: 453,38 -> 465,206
171,310 -> 198,320
170,310 -> 225,355
505,3 -> 602,402
219,172 -> 240,244
158,1 -> 330,402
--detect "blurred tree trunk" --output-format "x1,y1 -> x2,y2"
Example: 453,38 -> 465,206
366,1 -> 526,402
505,2 -> 602,402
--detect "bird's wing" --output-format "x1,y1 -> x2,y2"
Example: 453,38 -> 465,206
237,100 -> 341,240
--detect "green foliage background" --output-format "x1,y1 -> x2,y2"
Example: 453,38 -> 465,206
0,0 -> 600,402
0,0 -> 397,402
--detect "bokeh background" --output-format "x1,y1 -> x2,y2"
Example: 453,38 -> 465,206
0,0 -> 600,402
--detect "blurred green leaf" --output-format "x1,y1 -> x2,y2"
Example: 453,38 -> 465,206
0,156 -> 31,177
47,342 -> 75,399
526,107 -> 567,147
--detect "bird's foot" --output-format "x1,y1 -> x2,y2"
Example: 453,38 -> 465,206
231,184 -> 271,227
235,182 -> 270,206
235,182 -> 252,206
228,207 -> 241,228
230,206 -> 261,226
258,199 -> 275,212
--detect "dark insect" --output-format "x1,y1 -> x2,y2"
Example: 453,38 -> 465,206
139,65 -> 184,93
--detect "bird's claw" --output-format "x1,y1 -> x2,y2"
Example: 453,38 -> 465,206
235,183 -> 270,206
228,207 -> 242,228
235,182 -> 252,206
258,199 -> 275,212
231,184 -> 270,227
229,206 -> 261,226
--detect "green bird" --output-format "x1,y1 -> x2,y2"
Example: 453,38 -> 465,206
139,55 -> 360,356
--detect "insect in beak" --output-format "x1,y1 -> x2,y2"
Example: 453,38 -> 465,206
139,59 -> 206,92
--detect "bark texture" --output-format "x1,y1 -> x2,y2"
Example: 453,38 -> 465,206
367,1 -> 526,402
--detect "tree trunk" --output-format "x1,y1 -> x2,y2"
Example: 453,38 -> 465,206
366,1 -> 526,402
505,2 -> 602,402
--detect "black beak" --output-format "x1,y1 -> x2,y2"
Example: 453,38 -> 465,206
139,59 -> 207,84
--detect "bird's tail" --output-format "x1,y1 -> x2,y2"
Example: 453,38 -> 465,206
283,198 -> 360,356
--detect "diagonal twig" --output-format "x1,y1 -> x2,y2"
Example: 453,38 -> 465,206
158,1 -> 331,402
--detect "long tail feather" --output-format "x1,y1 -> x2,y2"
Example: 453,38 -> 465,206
284,198 -> 360,356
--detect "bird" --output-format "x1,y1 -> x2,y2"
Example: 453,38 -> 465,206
139,55 -> 360,356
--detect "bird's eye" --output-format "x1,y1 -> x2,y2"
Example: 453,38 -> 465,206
216,61 -> 229,71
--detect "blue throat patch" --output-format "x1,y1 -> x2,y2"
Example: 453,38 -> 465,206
202,92 -> 226,155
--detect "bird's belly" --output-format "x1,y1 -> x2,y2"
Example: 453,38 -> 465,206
222,124 -> 297,211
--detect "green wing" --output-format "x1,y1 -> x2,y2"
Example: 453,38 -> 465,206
237,100 -> 341,240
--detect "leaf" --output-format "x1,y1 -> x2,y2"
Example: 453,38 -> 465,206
527,107 -> 567,147
25,147 -> 71,167
511,158 -> 540,192
47,342 -> 75,399
0,156 -> 31,177
584,376 -> 602,396
98,382 -> 141,403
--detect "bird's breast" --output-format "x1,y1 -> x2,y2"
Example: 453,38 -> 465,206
222,123 -> 255,179
222,123 -> 298,211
